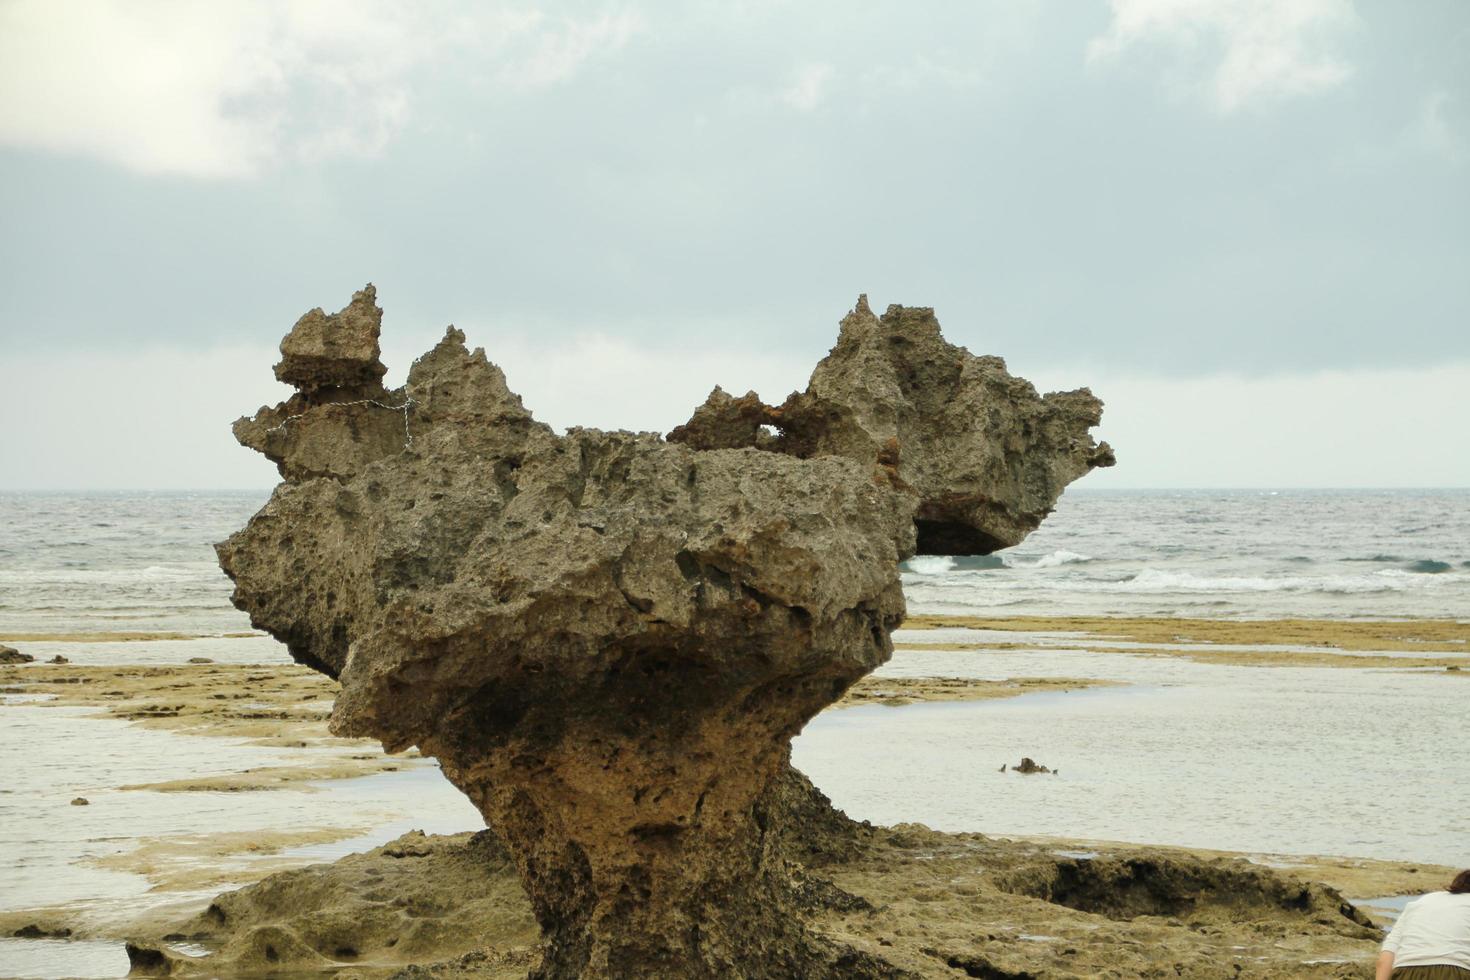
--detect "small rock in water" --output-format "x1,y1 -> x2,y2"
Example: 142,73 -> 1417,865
1448,665 -> 1461,672
187,657 -> 215,664
70,797 -> 89,806
0,645 -> 33,664
1012,757 -> 1056,775
48,655 -> 70,664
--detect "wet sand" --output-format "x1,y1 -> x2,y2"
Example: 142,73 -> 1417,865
898,615 -> 1470,669
0,662 -> 412,783
1,661 -> 1114,730
841,674 -> 1119,707
903,615 -> 1470,652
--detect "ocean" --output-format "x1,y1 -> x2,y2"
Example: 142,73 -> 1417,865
1,488 -> 1467,976
3,489 -> 1467,639
0,491 -> 263,637
901,488 -> 1470,620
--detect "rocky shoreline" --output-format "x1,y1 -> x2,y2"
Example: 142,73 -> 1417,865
120,797 -> 1403,979
2,646 -> 1456,977
6,282 -> 1463,976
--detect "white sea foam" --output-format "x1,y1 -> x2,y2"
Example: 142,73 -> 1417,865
902,556 -> 956,575
1031,550 -> 1093,568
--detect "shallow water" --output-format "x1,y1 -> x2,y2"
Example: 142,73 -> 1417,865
3,488 -> 1468,973
0,938 -> 129,980
0,704 -> 481,928
795,641 -> 1470,866
3,634 -> 282,666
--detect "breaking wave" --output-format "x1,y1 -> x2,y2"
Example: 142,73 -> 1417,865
902,556 -> 955,575
901,555 -> 1008,575
1031,550 -> 1093,568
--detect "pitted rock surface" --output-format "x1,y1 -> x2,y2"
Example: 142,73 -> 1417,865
669,296 -> 1115,555
273,283 -> 388,392
218,287 -> 1112,978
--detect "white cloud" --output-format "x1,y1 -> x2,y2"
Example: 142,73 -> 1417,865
1087,0 -> 1356,112
780,63 -> 836,112
0,1 -> 639,179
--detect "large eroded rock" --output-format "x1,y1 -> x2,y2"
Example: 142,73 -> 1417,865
218,288 -> 1112,978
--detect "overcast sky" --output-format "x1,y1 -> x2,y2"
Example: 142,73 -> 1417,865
1,0 -> 1466,489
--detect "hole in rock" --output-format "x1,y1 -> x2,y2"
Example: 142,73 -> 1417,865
914,519 -> 1005,556
125,944 -> 172,975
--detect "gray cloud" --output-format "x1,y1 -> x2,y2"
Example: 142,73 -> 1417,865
0,0 -> 1466,385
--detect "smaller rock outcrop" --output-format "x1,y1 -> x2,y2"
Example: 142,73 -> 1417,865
669,297 -> 1115,554
0,646 -> 32,664
1011,757 -> 1055,775
274,284 -> 388,392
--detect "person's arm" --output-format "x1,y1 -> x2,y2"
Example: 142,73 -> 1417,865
1378,902 -> 1412,980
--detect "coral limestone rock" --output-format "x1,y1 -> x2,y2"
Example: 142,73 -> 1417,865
218,288 -> 1111,978
274,284 -> 388,392
670,296 -> 1114,554
0,645 -> 32,664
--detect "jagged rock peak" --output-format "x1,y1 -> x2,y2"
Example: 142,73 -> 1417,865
669,296 -> 1115,555
274,283 -> 388,392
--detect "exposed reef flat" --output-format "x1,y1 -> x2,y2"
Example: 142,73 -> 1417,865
0,662 -> 412,775
841,675 -> 1120,708
3,650 -> 1443,977
903,616 -> 1470,653
123,820 -> 1406,979
0,662 -> 1104,733
899,616 -> 1470,669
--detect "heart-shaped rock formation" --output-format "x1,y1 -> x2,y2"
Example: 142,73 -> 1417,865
218,287 -> 1112,978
